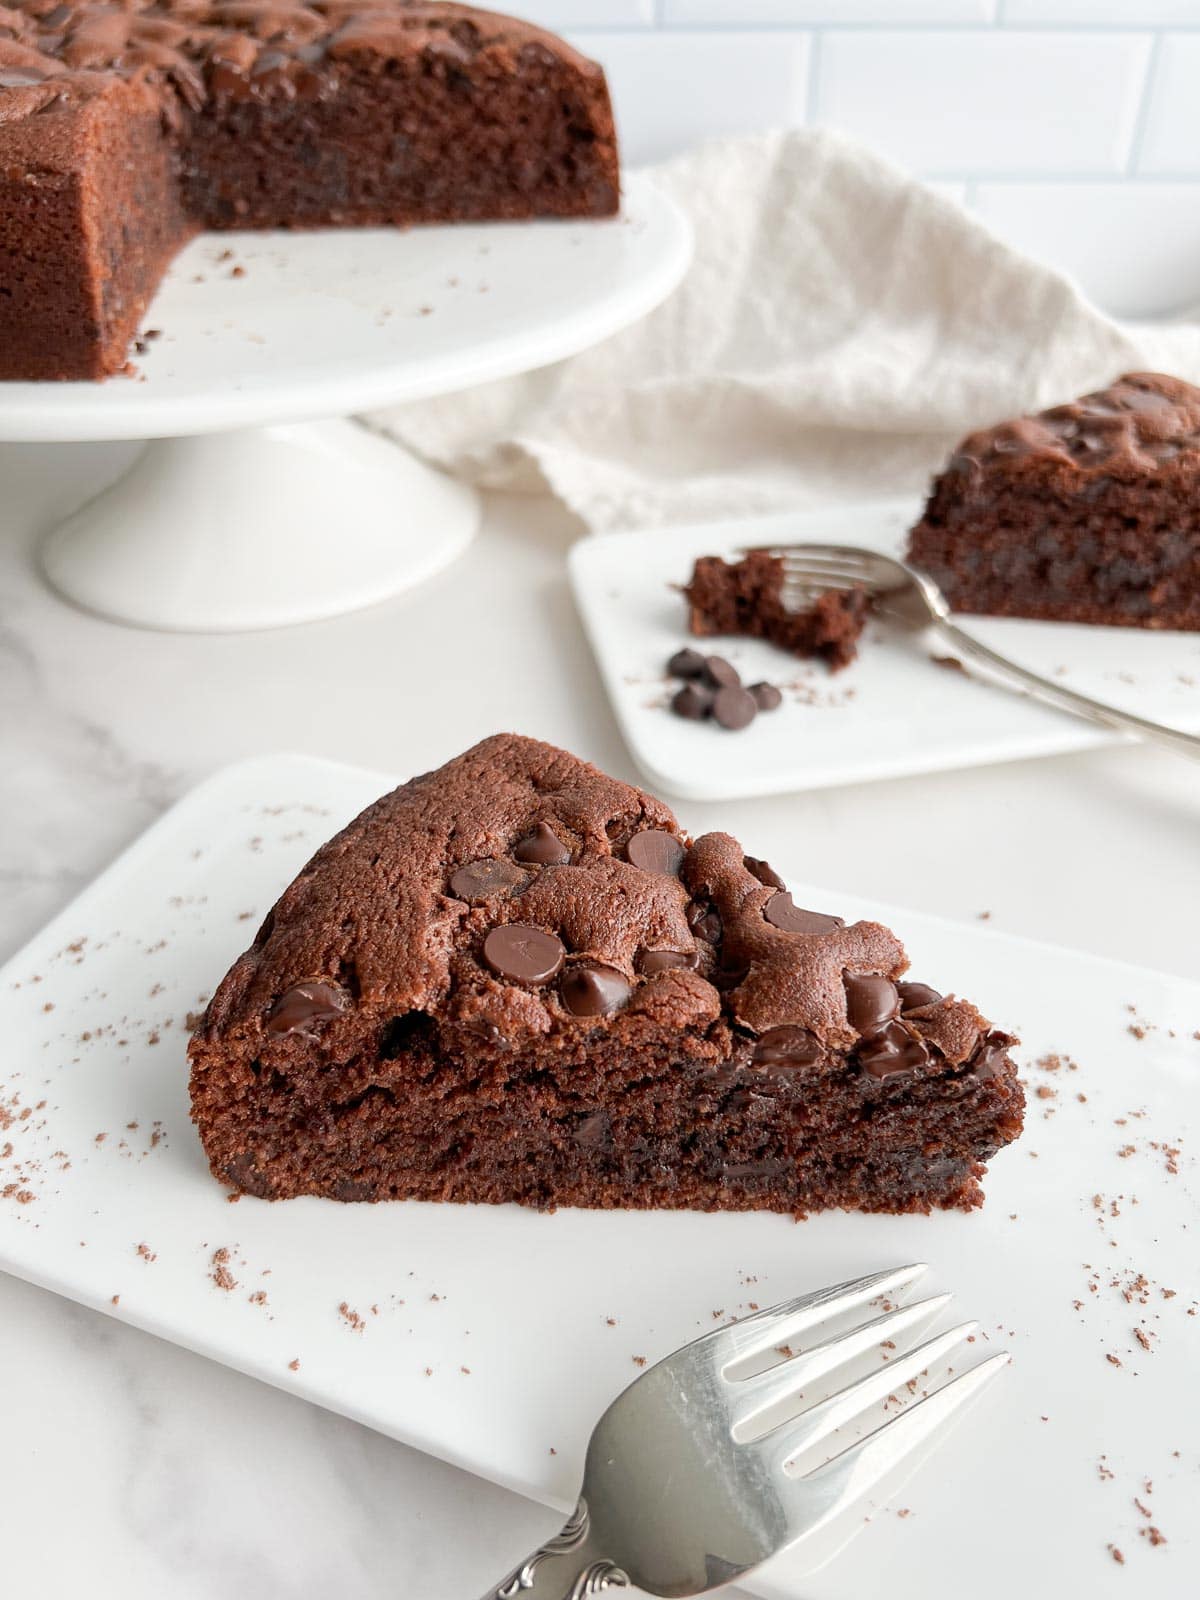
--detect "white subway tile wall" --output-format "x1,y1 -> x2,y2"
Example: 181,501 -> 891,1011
547,1 -> 1200,316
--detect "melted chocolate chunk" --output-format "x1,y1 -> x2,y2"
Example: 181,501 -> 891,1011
858,1021 -> 929,1079
513,822 -> 571,866
687,900 -> 722,943
635,947 -> 700,975
703,655 -> 741,690
627,828 -> 685,876
561,963 -> 632,1017
574,1109 -> 612,1149
668,647 -> 707,679
713,685 -> 757,730
897,981 -> 943,1012
752,1025 -> 823,1067
744,856 -> 786,891
967,1035 -> 1011,1081
844,974 -> 900,1036
671,682 -> 713,721
764,892 -> 844,936
483,925 -> 565,985
266,981 -> 348,1037
449,858 -> 528,901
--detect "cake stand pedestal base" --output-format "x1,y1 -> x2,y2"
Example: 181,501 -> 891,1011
40,419 -> 480,633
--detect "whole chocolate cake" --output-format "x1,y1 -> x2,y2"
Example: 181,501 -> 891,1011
908,372 -> 1200,630
683,552 -> 870,671
0,2 -> 619,380
189,734 -> 1024,1214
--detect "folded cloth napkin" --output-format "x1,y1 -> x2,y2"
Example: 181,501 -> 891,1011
367,128 -> 1200,534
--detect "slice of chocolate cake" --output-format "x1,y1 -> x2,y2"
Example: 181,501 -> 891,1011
188,735 -> 1024,1214
907,372 -> 1200,630
683,552 -> 870,671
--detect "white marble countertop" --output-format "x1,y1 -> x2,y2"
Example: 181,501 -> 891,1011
2,441 -> 1196,1599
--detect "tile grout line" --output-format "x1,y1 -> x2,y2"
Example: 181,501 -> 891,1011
1125,30 -> 1164,176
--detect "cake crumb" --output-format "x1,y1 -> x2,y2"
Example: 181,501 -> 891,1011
288,1358 -> 300,1371
339,1301 -> 366,1333
1108,1545 -> 1125,1565
210,1247 -> 237,1292
632,1355 -> 646,1367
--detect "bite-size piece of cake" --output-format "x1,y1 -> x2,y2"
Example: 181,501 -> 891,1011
189,734 -> 1024,1213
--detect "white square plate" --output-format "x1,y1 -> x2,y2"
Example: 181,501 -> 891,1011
0,755 -> 1195,1598
567,500 -> 1200,800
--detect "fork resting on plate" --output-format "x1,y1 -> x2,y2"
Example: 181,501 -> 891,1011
745,543 -> 1200,760
481,1264 -> 1005,1598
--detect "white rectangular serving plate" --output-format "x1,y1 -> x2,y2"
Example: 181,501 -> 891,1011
0,754 -> 1196,1599
567,499 -> 1200,800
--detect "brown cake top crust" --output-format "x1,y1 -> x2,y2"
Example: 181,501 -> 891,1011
194,734 -> 998,1079
943,372 -> 1200,484
0,0 -> 605,123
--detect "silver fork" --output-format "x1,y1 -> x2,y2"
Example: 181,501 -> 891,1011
743,542 -> 1200,760
481,1264 -> 1005,1598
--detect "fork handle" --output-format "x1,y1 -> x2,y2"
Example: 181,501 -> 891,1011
481,1498 -> 630,1599
933,620 -> 1200,759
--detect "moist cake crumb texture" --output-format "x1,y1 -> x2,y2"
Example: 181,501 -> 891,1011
907,372 -> 1200,631
0,1 -> 620,380
683,552 -> 870,671
189,733 -> 1024,1214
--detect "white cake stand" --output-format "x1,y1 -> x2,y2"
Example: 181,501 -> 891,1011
0,173 -> 690,632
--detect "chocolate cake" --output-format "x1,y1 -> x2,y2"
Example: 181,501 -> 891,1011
0,2 -> 619,380
907,372 -> 1200,630
683,552 -> 870,671
188,734 -> 1024,1214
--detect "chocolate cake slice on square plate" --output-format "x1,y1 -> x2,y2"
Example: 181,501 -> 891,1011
189,735 -> 1024,1214
908,372 -> 1200,630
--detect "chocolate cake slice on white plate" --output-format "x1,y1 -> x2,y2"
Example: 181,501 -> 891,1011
189,734 -> 1024,1213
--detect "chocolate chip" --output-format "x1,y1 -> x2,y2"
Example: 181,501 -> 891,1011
331,1179 -> 375,1202
897,981 -> 943,1013
482,925 -> 565,985
513,822 -> 571,866
635,948 -> 700,975
749,682 -> 782,711
266,981 -> 348,1038
712,685 -> 757,730
844,974 -> 900,1036
752,1025 -> 823,1067
687,901 -> 722,942
744,856 -> 786,891
703,655 -> 741,690
561,963 -> 632,1018
671,682 -> 713,720
858,1021 -> 929,1079
627,828 -> 685,876
574,1110 -> 612,1149
967,1035 -> 1010,1081
668,647 -> 707,679
449,858 -> 528,901
764,892 -> 844,936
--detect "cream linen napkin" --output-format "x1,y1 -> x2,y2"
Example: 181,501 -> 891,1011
367,128 -> 1200,533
